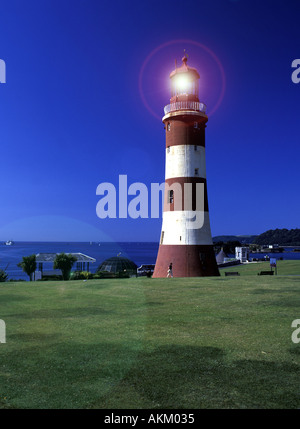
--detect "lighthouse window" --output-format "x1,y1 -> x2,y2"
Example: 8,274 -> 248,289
167,123 -> 171,131
194,145 -> 197,151
195,168 -> 199,176
167,146 -> 170,153
194,122 -> 198,129
168,190 -> 174,204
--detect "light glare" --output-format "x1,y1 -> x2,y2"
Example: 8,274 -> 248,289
176,75 -> 190,92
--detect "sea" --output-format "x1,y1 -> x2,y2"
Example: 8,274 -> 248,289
1,241 -> 300,281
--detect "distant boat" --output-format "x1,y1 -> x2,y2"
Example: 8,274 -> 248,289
5,240 -> 14,246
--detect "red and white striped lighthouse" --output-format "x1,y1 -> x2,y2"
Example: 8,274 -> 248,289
153,54 -> 220,278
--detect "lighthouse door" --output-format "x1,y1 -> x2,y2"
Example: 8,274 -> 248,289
199,252 -> 207,272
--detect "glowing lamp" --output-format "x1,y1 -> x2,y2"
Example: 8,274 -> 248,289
175,75 -> 191,94
170,54 -> 200,101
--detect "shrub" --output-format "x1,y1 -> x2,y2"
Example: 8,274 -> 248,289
70,271 -> 82,280
0,270 -> 8,282
70,271 -> 93,280
81,271 -> 93,279
96,271 -> 130,279
40,275 -> 63,281
53,253 -> 77,280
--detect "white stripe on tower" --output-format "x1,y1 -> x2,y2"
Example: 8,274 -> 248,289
160,211 -> 213,245
165,145 -> 206,180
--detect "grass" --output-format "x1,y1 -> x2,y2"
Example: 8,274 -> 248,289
218,259 -> 300,276
0,260 -> 299,409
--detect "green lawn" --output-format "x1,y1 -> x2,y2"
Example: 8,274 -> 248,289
219,259 -> 300,276
0,260 -> 299,409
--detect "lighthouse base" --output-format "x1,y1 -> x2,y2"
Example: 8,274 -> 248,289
152,244 -> 220,278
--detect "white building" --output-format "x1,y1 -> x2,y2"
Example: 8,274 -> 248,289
235,247 -> 249,263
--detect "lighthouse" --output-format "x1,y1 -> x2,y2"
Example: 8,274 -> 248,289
152,54 -> 220,278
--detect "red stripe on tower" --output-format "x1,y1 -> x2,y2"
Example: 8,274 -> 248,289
153,54 -> 220,278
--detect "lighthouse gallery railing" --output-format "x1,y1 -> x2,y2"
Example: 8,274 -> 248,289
164,101 -> 207,115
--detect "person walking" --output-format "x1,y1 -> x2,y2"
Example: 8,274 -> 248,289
167,262 -> 173,278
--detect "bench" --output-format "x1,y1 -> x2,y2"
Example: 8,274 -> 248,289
258,271 -> 274,276
225,272 -> 240,276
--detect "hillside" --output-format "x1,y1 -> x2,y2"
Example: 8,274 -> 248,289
213,229 -> 300,246
213,235 -> 258,244
253,228 -> 300,246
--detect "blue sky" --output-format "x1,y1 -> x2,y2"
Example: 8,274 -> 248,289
0,0 -> 299,242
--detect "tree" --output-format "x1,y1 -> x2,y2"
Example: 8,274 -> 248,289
18,254 -> 37,281
0,269 -> 8,282
253,228 -> 300,246
213,240 -> 242,255
53,253 -> 77,280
